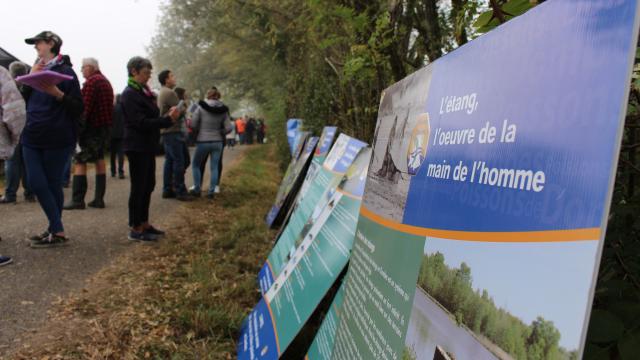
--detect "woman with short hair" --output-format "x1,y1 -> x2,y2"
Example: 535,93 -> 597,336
121,56 -> 180,242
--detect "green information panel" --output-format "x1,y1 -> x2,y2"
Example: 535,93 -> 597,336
259,135 -> 367,294
238,148 -> 372,360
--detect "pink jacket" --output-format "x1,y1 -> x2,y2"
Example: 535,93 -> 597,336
0,67 -> 25,159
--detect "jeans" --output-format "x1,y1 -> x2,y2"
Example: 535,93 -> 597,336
127,151 -> 155,227
23,145 -> 74,234
4,145 -> 32,201
198,145 -> 224,186
192,141 -> 223,195
162,132 -> 187,195
110,138 -> 125,176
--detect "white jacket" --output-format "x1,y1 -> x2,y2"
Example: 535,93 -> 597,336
0,67 -> 25,159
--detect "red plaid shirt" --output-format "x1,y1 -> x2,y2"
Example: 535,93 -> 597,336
82,71 -> 114,127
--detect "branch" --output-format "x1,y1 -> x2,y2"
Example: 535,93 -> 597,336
489,0 -> 507,23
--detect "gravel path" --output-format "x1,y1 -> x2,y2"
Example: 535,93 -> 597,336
0,146 -> 244,353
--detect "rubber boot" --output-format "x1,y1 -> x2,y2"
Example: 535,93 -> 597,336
63,175 -> 87,210
88,174 -> 106,208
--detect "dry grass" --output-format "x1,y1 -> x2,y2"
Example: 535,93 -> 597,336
8,144 -> 280,359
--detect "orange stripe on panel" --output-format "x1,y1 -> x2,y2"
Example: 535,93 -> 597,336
359,206 -> 600,242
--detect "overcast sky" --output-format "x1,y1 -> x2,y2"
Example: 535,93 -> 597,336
0,0 -> 164,93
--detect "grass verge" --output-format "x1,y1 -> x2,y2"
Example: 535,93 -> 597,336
11,144 -> 280,359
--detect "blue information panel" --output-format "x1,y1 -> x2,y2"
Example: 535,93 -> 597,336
333,2 -> 640,360
287,119 -> 303,156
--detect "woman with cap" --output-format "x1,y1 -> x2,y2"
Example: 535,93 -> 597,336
121,56 -> 180,242
21,31 -> 83,248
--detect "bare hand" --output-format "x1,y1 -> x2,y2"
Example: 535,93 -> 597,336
30,61 -> 45,74
37,80 -> 64,100
168,106 -> 180,122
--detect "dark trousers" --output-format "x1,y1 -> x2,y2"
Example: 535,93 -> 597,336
23,145 -> 73,233
127,151 -> 155,227
110,138 -> 125,176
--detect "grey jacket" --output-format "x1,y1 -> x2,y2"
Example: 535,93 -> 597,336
0,67 -> 25,159
191,99 -> 232,142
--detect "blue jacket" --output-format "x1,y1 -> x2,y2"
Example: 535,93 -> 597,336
22,63 -> 82,149
121,85 -> 173,153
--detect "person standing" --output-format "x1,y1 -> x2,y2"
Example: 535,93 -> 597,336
158,70 -> 190,201
189,88 -> 232,199
21,31 -> 83,248
226,117 -> 236,148
235,117 -> 246,144
0,65 -> 26,264
110,94 -> 125,178
246,117 -> 257,145
256,118 -> 266,144
121,57 -> 180,242
64,57 -> 113,209
174,87 -> 192,174
1,61 -> 34,204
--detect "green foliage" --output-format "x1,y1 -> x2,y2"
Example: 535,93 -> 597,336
418,252 -> 571,359
402,346 -> 417,360
582,39 -> 640,359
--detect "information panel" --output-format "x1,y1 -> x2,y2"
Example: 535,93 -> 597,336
259,134 -> 367,293
305,282 -> 345,360
332,2 -> 639,360
238,148 -> 372,360
266,133 -> 318,228
287,118 -> 303,155
298,126 -> 339,201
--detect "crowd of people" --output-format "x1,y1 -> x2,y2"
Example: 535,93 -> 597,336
0,30 -> 268,265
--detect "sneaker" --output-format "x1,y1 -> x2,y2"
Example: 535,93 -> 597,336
0,255 -> 13,267
29,231 -> 50,241
0,196 -> 17,204
128,231 -> 158,243
188,189 -> 201,197
144,226 -> 165,237
214,186 -> 220,194
206,193 -> 215,200
111,173 -> 116,178
119,173 -> 125,179
30,234 -> 68,248
162,191 -> 176,199
188,185 -> 196,191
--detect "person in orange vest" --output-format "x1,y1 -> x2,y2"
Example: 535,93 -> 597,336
235,117 -> 246,144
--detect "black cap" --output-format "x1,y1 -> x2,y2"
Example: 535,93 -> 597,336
24,31 -> 62,47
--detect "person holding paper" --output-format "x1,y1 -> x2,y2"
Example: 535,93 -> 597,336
157,70 -> 191,201
0,65 -> 26,265
121,56 -> 180,242
19,31 -> 83,248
